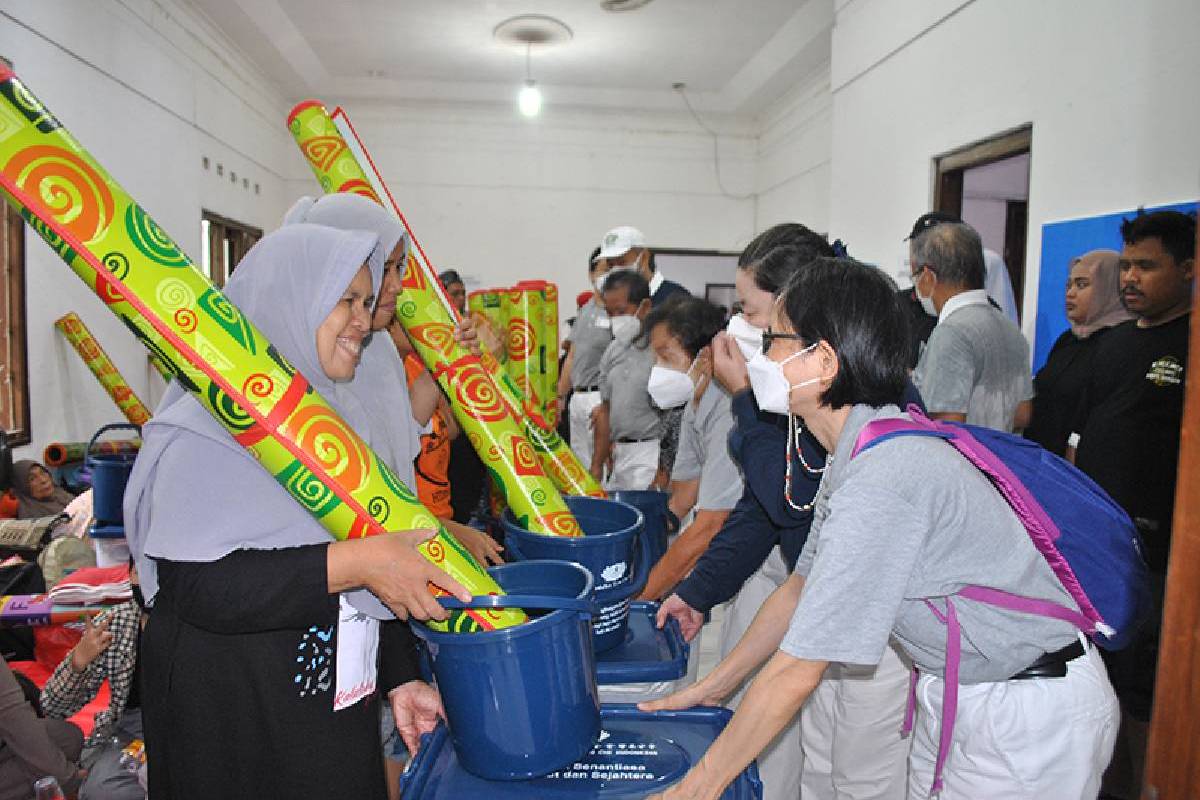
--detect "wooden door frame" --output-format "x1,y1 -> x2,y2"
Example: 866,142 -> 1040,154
1143,226 -> 1200,799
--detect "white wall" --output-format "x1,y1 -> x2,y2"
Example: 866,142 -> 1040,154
754,67 -> 833,237
293,102 -> 758,324
827,0 -> 1200,338
0,0 -> 295,458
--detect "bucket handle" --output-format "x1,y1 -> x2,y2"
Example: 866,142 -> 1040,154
436,592 -> 595,616
85,423 -> 141,467
627,520 -> 651,598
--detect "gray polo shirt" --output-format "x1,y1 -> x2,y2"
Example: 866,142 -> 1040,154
567,298 -> 612,390
670,382 -> 743,511
913,291 -> 1033,432
599,338 -> 661,441
781,404 -> 1081,684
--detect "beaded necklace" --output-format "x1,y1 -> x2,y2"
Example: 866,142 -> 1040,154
783,413 -> 828,513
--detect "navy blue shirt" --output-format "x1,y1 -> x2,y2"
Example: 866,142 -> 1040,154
675,382 -> 924,613
650,278 -> 690,308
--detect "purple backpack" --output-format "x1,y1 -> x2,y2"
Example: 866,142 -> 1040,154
852,405 -> 1151,795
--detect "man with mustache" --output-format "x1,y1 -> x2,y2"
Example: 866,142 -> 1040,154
1068,208 -> 1194,800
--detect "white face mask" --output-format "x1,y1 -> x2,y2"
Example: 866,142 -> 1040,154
914,270 -> 937,317
746,343 -> 820,415
610,314 -> 641,344
725,314 -> 763,362
647,360 -> 696,409
592,276 -> 605,293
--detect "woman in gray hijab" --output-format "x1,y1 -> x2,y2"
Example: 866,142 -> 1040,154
1026,249 -> 1132,456
126,224 -> 469,800
284,194 -> 503,569
10,460 -> 73,519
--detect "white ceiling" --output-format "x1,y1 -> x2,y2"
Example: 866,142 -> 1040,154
184,0 -> 832,115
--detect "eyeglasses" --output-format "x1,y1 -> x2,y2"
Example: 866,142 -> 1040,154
761,330 -> 805,355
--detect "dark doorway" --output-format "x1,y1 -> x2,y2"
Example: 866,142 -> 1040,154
934,127 -> 1031,322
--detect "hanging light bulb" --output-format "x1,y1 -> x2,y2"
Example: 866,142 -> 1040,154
518,79 -> 542,117
517,43 -> 542,118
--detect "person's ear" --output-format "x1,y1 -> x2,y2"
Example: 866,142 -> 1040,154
1180,257 -> 1194,282
636,298 -> 651,320
817,340 -> 839,384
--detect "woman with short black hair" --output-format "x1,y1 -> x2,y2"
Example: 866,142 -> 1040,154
644,257 -> 1118,800
637,295 -> 743,602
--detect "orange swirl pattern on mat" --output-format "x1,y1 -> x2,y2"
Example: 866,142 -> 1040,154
336,178 -> 380,202
242,373 -> 275,401
407,322 -> 455,357
506,317 -> 535,362
541,510 -> 584,537
7,144 -> 114,244
453,366 -> 510,423
286,404 -> 371,493
510,435 -> 540,477
301,136 -> 346,172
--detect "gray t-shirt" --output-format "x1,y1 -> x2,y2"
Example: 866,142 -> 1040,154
781,404 -> 1080,684
599,338 -> 661,441
670,382 -> 743,511
567,299 -> 612,389
913,295 -> 1033,432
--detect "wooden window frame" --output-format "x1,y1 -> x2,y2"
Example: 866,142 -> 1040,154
0,200 -> 29,446
201,210 -> 262,288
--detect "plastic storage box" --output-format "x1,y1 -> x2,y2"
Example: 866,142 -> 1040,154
399,704 -> 762,799
596,601 -> 700,704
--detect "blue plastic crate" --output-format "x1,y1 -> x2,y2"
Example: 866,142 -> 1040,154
596,602 -> 688,685
398,704 -> 762,799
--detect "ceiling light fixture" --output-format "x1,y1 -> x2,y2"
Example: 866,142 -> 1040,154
518,44 -> 542,117
494,15 -> 572,119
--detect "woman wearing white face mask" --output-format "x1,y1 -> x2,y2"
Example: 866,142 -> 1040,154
662,236 -> 915,800
636,296 -> 740,603
644,258 -> 1118,800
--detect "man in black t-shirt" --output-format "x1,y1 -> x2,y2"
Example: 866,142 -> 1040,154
1069,208 -> 1193,797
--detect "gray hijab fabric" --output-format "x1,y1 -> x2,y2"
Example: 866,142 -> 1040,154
11,460 -> 73,519
283,194 -> 421,491
124,224 -> 381,608
1069,249 -> 1133,339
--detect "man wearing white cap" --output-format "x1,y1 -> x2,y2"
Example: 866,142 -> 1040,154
598,225 -> 690,308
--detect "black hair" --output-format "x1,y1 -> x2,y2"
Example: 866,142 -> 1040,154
909,222 -> 985,290
742,243 -> 834,295
641,295 -> 726,359
1120,209 -> 1196,265
780,257 -> 910,410
738,223 -> 833,268
601,269 -> 650,304
438,269 -> 463,287
588,247 -> 602,273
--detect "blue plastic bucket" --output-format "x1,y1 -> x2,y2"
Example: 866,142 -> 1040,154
410,560 -> 601,781
502,496 -> 648,653
85,423 -> 140,525
609,489 -> 676,569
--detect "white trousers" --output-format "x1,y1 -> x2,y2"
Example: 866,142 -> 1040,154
568,390 -> 602,468
798,642 -> 912,800
719,549 -> 801,800
908,641 -> 1118,800
604,439 -> 661,491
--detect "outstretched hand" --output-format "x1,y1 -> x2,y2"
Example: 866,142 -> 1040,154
390,680 -> 445,755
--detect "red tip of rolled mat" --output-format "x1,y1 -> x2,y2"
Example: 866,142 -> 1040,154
286,100 -> 325,127
0,64 -> 14,83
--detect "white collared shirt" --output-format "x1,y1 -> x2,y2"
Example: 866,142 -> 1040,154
648,269 -> 665,297
937,289 -> 991,326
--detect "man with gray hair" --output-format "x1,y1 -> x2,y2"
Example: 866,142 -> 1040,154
909,217 -> 1033,431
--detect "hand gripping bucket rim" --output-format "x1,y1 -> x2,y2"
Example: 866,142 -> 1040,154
410,560 -> 602,781
501,496 -> 648,653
